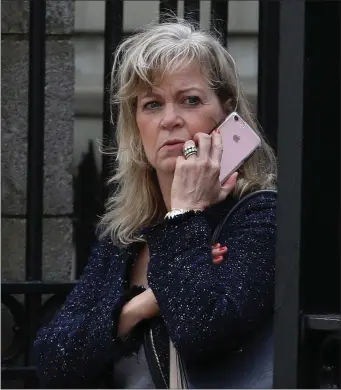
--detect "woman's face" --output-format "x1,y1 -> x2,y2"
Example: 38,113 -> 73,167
135,62 -> 226,174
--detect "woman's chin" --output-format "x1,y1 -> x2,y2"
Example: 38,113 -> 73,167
156,158 -> 177,175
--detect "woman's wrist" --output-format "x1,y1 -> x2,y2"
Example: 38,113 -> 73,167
165,205 -> 204,220
170,201 -> 206,211
165,208 -> 191,220
138,288 -> 159,320
126,288 -> 158,321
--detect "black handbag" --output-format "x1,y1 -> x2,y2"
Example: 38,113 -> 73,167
171,189 -> 277,389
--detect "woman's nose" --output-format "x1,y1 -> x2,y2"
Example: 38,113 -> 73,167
159,103 -> 183,130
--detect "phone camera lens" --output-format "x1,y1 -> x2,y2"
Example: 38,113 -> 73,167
234,115 -> 239,121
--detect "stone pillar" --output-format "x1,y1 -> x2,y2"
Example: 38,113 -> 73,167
1,2 -> 75,380
1,0 -> 75,282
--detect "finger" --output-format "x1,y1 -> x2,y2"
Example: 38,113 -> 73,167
193,132 -> 211,160
176,155 -> 186,165
212,248 -> 221,257
182,140 -> 197,160
212,243 -> 221,249
212,255 -> 224,265
210,129 -> 223,163
211,246 -> 228,257
221,171 -> 238,190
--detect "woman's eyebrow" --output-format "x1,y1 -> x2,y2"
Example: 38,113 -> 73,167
140,89 -> 162,99
176,87 -> 205,94
140,86 -> 205,99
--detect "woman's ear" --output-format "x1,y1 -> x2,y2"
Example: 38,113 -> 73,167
223,97 -> 234,114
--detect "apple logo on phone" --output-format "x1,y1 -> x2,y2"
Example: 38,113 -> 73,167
233,134 -> 240,143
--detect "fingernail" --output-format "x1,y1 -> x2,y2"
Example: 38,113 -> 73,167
215,129 -> 220,134
218,246 -> 227,252
214,255 -> 223,261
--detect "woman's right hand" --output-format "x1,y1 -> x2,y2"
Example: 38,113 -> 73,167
170,132 -> 238,211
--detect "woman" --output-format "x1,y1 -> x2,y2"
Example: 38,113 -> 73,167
34,18 -> 277,389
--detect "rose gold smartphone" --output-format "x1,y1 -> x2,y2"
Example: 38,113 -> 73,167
217,112 -> 261,184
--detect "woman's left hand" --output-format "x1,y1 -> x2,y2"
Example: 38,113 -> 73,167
117,243 -> 228,336
171,130 -> 238,211
117,288 -> 158,338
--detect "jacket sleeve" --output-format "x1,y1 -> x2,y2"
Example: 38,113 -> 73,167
33,239 -> 126,388
145,193 -> 276,360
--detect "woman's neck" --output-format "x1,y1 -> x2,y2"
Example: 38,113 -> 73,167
156,171 -> 174,212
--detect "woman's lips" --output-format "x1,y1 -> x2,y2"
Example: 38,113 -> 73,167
162,142 -> 185,151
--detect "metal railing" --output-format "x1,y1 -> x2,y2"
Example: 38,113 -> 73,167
1,0 -> 340,388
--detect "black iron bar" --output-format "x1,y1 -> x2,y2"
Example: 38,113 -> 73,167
304,314 -> 341,332
2,213 -> 73,218
2,281 -> 76,295
299,1 -> 340,316
26,0 -> 46,282
102,0 -> 124,205
210,0 -> 228,47
25,1 -> 46,385
184,0 -> 200,23
257,2 -> 280,151
159,0 -> 178,20
273,2 -> 305,388
1,367 -> 37,381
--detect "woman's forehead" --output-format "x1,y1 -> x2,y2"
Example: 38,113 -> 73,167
136,63 -> 210,95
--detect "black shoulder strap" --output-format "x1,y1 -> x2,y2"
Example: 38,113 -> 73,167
211,189 -> 277,244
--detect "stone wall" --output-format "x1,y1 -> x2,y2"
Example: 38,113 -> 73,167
1,2 -> 75,378
1,3 -> 75,371
1,0 -> 75,283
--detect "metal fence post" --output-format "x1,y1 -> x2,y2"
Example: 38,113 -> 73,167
184,0 -> 200,22
211,0 -> 228,47
25,0 -> 46,379
257,1 -> 280,151
102,0 -> 124,204
273,1 -> 306,387
159,0 -> 178,18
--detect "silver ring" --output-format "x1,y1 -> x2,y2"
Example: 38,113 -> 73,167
183,145 -> 198,159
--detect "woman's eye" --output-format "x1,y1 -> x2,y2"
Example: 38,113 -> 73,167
184,96 -> 201,105
143,101 -> 161,110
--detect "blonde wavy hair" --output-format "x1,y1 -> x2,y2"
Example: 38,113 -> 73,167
98,17 -> 277,246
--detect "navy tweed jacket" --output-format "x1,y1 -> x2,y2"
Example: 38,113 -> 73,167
33,192 -> 276,388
